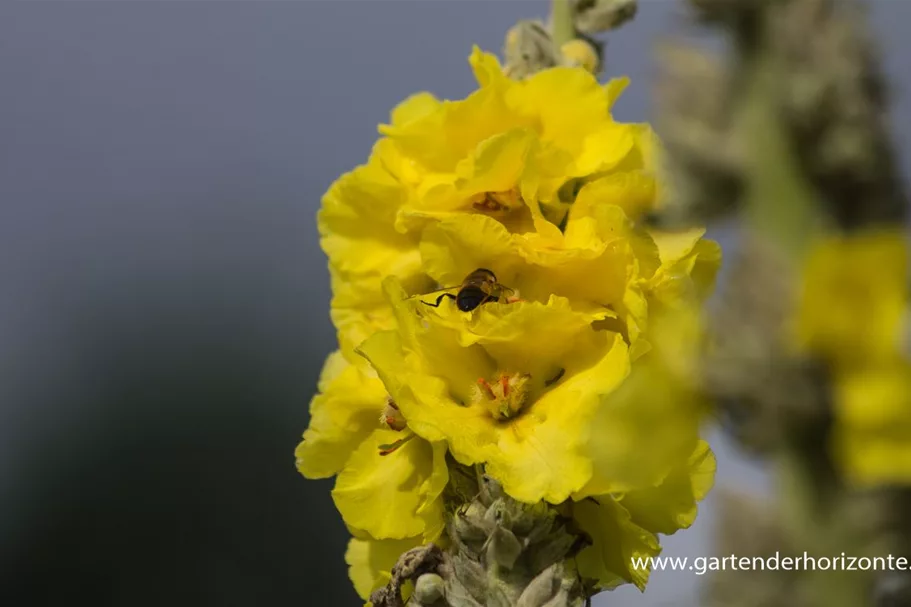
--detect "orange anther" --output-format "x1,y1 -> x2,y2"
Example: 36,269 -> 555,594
500,375 -> 510,397
477,378 -> 497,400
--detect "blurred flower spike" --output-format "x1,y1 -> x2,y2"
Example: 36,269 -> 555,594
296,42 -> 720,603
795,229 -> 911,487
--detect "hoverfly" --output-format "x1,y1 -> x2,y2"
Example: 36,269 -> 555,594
419,268 -> 516,312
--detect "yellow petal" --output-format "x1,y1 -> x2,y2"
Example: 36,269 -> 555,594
605,76 -> 630,109
571,170 -> 658,222
469,45 -> 510,89
508,67 -> 609,155
621,440 -> 716,535
577,344 -> 704,497
346,536 -> 422,600
454,295 -> 612,384
419,214 -> 525,289
332,429 -> 447,540
647,237 -> 722,305
455,128 -> 536,197
295,354 -> 387,479
381,86 -> 532,173
573,496 -> 661,591
390,92 -> 441,127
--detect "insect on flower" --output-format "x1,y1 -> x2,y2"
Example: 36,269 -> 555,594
418,268 -> 519,312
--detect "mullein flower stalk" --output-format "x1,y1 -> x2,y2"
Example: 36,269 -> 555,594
296,1 -> 722,605
653,1 -> 911,606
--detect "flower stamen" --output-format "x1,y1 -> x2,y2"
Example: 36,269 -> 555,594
378,432 -> 416,456
472,371 -> 532,421
380,397 -> 407,431
477,377 -> 498,401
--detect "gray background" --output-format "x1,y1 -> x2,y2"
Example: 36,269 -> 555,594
0,1 -> 908,605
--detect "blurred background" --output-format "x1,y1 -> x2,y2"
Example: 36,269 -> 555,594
0,1 -> 908,606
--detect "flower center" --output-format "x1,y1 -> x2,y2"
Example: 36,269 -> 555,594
471,189 -> 523,214
472,371 -> 532,421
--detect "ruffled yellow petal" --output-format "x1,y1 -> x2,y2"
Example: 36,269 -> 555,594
390,92 -> 441,128
469,46 -> 511,90
332,428 -> 449,540
346,536 -> 422,600
380,85 -> 533,173
621,440 -> 716,535
484,333 -> 630,503
419,214 -> 526,291
572,171 -> 658,223
605,77 -> 630,109
295,353 -> 388,479
573,496 -> 661,591
577,307 -> 708,497
507,67 -> 610,155
647,236 -> 722,305
446,296 -> 610,374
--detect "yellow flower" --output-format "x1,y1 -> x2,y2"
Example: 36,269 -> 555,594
833,361 -> 911,486
358,278 -> 633,504
295,351 -> 448,542
576,305 -> 712,497
793,229 -> 908,367
385,48 -> 647,234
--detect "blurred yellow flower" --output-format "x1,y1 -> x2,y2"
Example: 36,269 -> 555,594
794,229 -> 908,367
833,361 -> 911,486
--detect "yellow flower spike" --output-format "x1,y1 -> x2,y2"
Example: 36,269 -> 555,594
359,278 -> 632,504
560,38 -> 600,74
794,229 -> 909,367
346,536 -> 422,601
331,429 -> 448,541
620,440 -> 717,535
572,496 -> 661,591
295,351 -> 390,479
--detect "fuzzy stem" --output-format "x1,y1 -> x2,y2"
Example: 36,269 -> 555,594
551,0 -> 575,48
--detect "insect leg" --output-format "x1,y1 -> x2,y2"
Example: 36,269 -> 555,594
421,292 -> 457,308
